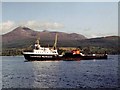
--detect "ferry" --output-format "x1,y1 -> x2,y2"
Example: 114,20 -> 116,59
22,34 -> 107,61
23,34 -> 59,61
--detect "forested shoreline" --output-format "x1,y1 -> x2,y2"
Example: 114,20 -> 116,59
1,46 -> 119,56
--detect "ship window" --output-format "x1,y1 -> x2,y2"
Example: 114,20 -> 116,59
53,51 -> 56,53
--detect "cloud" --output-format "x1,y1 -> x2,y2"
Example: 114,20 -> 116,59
0,20 -> 64,34
20,21 -> 41,30
0,21 -> 15,34
88,34 -> 106,38
40,22 -> 64,30
90,34 -> 99,38
24,21 -> 64,30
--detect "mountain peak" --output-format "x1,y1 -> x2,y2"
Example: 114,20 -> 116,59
42,30 -> 49,32
9,26 -> 34,36
13,26 -> 32,31
2,26 -> 87,47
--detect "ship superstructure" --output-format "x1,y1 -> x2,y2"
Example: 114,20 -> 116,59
23,34 -> 59,60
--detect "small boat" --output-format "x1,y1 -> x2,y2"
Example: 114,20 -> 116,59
22,34 -> 107,61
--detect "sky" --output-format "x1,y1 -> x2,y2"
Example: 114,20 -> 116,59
1,1 -> 118,38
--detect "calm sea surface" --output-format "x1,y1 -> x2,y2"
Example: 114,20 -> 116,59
1,55 -> 119,88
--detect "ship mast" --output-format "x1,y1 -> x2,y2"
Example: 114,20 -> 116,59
53,33 -> 58,50
35,33 -> 41,50
36,33 -> 40,45
36,38 -> 40,44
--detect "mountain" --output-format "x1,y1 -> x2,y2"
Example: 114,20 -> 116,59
2,26 -> 87,48
77,36 -> 119,48
2,26 -> 120,55
2,26 -> 119,50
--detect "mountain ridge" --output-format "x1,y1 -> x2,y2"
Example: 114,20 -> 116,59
2,26 -> 87,48
2,26 -> 120,55
2,26 -> 87,43
2,26 -> 119,49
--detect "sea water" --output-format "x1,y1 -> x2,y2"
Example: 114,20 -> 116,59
1,55 -> 119,88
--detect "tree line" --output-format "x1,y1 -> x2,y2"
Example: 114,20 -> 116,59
1,46 -> 119,56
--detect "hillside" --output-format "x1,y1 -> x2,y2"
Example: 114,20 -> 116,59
2,26 -> 87,48
77,36 -> 119,48
2,26 -> 120,55
2,26 -> 119,49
